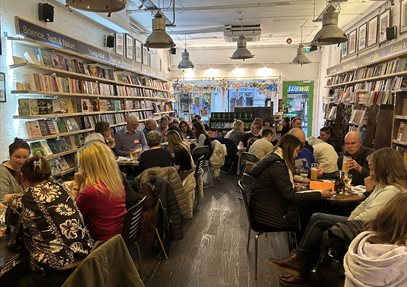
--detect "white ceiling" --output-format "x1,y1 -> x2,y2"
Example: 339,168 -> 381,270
127,0 -> 378,48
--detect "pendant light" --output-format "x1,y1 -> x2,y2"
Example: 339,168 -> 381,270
311,5 -> 348,45
177,35 -> 194,69
144,12 -> 176,49
292,27 -> 311,65
231,12 -> 254,60
66,0 -> 126,13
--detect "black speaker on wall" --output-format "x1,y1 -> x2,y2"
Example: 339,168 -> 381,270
170,47 -> 176,55
105,35 -> 115,48
386,26 -> 397,41
38,3 -> 54,23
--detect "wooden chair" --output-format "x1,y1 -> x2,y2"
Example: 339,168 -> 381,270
121,196 -> 146,278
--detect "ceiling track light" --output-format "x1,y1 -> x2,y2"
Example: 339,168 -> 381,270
144,12 -> 176,49
311,5 -> 348,45
66,0 -> 126,13
178,35 -> 194,69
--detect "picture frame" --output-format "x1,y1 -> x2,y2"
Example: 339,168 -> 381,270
358,23 -> 367,51
379,9 -> 390,43
401,0 -> 407,34
341,41 -> 348,58
135,40 -> 142,63
114,33 -> 124,56
367,16 -> 378,47
0,72 -> 6,102
125,34 -> 134,60
348,29 -> 357,55
142,45 -> 148,65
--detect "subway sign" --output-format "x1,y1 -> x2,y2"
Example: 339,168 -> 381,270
287,85 -> 310,93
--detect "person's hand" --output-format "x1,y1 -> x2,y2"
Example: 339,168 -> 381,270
294,183 -> 301,191
364,176 -> 376,192
293,175 -> 305,183
320,188 -> 334,198
317,166 -> 324,178
348,159 -> 362,173
107,136 -> 115,147
73,172 -> 85,188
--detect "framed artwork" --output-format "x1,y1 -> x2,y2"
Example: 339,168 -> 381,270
341,41 -> 348,58
348,30 -> 357,54
367,16 -> 378,47
125,34 -> 134,60
135,40 -> 142,63
358,23 -> 367,51
0,72 -> 6,102
379,9 -> 391,43
401,0 -> 407,34
114,33 -> 124,56
142,45 -> 148,65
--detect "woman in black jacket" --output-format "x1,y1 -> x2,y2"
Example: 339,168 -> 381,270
250,134 -> 332,231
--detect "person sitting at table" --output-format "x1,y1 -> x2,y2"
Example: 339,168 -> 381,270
281,117 -> 291,137
238,121 -> 262,151
170,118 -> 180,128
167,130 -> 194,180
267,147 -> 407,286
71,141 -> 126,241
245,128 -> 274,173
7,155 -> 94,287
114,115 -> 147,157
143,118 -> 158,138
139,130 -> 174,171
291,117 -> 302,129
289,128 -> 317,175
156,116 -> 169,139
168,124 -> 187,141
344,192 -> 407,287
0,138 -> 30,200
225,119 -> 245,147
337,131 -> 374,186
250,134 -> 332,232
308,136 -> 338,178
94,121 -> 115,149
179,120 -> 194,139
319,126 -> 342,154
192,121 -> 212,150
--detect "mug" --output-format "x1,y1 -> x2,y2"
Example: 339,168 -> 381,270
310,163 -> 319,181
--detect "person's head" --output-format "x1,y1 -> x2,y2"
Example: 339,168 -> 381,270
146,130 -> 162,147
261,128 -> 274,142
344,131 -> 362,156
289,127 -> 306,144
8,138 -> 31,171
126,115 -> 139,133
84,133 -> 105,145
276,134 -> 303,173
168,125 -> 184,138
160,116 -> 169,130
233,120 -> 244,132
95,121 -> 111,139
194,114 -> 202,121
77,141 -> 123,198
367,191 -> 407,245
263,117 -> 273,128
319,126 -> 333,142
167,130 -> 190,152
145,119 -> 158,131
282,117 -> 290,127
291,117 -> 302,129
171,118 -> 180,128
251,122 -> 262,135
21,155 -> 51,187
179,120 -> 191,135
192,121 -> 208,138
252,117 -> 263,126
367,147 -> 407,189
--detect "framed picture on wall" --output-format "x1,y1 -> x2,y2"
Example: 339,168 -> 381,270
135,40 -> 142,63
341,41 -> 348,58
401,0 -> 407,34
143,45 -> 148,65
367,16 -> 378,47
125,34 -> 134,60
358,23 -> 367,51
115,33 -> 124,56
348,29 -> 357,54
379,9 -> 390,43
0,72 -> 6,102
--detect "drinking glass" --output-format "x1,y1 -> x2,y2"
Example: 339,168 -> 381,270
342,155 -> 351,173
344,173 -> 353,194
310,163 -> 319,181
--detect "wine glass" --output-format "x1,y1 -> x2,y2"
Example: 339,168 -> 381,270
344,173 -> 353,194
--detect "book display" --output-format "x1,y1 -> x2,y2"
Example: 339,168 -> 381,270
392,91 -> 407,168
8,22 -> 174,177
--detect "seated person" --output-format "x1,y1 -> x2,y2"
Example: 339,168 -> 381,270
94,121 -> 115,148
114,115 -> 147,156
179,120 -> 194,139
267,147 -> 407,286
167,130 -> 194,180
291,117 -> 302,129
156,116 -> 169,139
308,136 -> 338,178
71,141 -> 126,241
0,138 -> 30,200
320,126 -> 342,154
238,122 -> 262,151
337,131 -> 374,185
344,192 -> 407,287
7,156 -> 94,287
139,130 -> 174,171
289,128 -> 317,175
143,119 -> 158,138
224,120 -> 245,146
245,128 -> 274,173
192,121 -> 212,158
280,117 -> 291,137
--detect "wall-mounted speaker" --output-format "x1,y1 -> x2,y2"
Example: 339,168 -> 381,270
38,3 -> 54,23
170,47 -> 176,55
105,35 -> 115,48
386,26 -> 397,41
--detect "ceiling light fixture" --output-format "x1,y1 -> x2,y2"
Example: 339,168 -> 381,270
66,0 -> 126,14
292,26 -> 311,65
231,11 -> 254,60
178,35 -> 194,69
144,12 -> 176,49
311,5 -> 347,45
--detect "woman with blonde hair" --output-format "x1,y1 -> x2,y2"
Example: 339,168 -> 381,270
71,141 -> 126,241
167,130 -> 194,179
225,119 -> 245,146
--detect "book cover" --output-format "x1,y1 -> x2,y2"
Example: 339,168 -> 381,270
37,99 -> 52,114
18,99 -> 31,116
25,120 -> 42,138
40,141 -> 53,156
397,123 -> 407,142
89,99 -> 99,111
30,141 -> 45,156
65,58 -> 75,72
60,99 -> 75,113
78,62 -> 85,74
23,51 -> 40,64
56,118 -> 68,133
28,99 -> 39,115
80,99 -> 92,112
51,53 -> 61,69
46,120 -> 58,134
48,158 -> 62,176
38,120 -> 50,136
58,55 -> 67,70
57,157 -> 71,171
47,139 -> 61,154
39,49 -> 53,67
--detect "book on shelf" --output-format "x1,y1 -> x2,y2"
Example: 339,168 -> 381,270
18,99 -> 39,116
23,51 -> 40,65
30,142 -> 45,157
25,120 -> 42,138
38,120 -> 50,136
49,158 -> 62,176
37,99 -> 53,114
396,123 -> 407,142
40,141 -> 53,156
46,120 -> 59,134
56,157 -> 71,171
64,118 -> 80,132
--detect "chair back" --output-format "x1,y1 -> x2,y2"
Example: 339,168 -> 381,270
192,145 -> 210,161
241,152 -> 260,163
238,179 -> 254,229
194,155 -> 205,177
121,196 -> 146,248
219,138 -> 238,161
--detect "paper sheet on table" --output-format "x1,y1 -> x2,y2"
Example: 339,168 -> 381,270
116,156 -> 130,161
351,185 -> 366,195
296,189 -> 322,194
309,181 -> 335,192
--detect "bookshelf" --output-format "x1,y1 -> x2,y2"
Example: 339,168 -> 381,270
392,91 -> 407,167
9,37 -> 174,177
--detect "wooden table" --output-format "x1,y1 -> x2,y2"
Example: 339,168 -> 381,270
325,193 -> 365,203
0,238 -> 24,277
117,158 -> 139,167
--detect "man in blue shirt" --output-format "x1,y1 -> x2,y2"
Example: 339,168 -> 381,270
114,115 -> 147,156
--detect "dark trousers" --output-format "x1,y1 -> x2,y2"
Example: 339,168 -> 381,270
16,268 -> 75,287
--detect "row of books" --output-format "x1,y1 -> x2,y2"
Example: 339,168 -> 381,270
25,118 -> 84,138
349,109 -> 367,125
113,71 -> 170,91
325,106 -> 337,121
30,134 -> 82,157
394,146 -> 407,168
356,90 -> 393,105
353,77 -> 407,92
152,102 -> 173,113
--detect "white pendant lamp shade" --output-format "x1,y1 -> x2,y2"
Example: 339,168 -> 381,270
231,35 -> 254,60
144,13 -> 176,49
178,49 -> 194,69
312,5 -> 347,45
292,44 -> 311,65
66,0 -> 126,12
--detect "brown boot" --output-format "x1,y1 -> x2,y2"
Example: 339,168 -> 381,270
278,274 -> 310,287
265,249 -> 304,277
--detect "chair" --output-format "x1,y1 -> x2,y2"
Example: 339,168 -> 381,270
121,196 -> 146,278
238,179 -> 297,280
240,152 -> 260,183
193,155 -> 205,208
218,138 -> 238,174
192,146 -> 213,188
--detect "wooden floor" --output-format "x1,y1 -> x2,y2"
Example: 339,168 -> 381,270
146,173 -> 290,287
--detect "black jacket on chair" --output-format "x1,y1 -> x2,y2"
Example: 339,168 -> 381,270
251,153 -> 321,230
